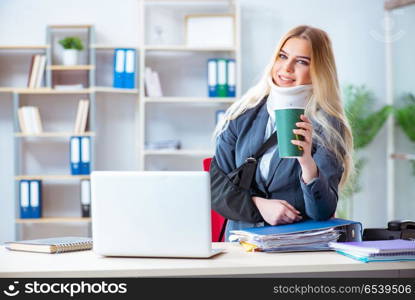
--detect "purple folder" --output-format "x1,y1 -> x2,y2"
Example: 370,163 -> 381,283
329,239 -> 415,254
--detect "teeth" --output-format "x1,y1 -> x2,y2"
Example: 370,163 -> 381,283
280,75 -> 294,81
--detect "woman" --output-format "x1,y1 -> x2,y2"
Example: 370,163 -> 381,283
213,25 -> 354,240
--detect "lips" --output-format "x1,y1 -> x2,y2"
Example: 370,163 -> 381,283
278,74 -> 295,82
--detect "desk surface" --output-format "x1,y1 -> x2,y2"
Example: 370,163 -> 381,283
1,243 -> 415,278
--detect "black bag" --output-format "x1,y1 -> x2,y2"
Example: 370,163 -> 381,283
210,133 -> 278,224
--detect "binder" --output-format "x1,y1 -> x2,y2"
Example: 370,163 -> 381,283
29,180 -> 42,218
216,58 -> 228,97
80,136 -> 91,175
226,59 -> 236,97
207,59 -> 217,97
113,49 -> 125,88
19,180 -> 31,219
70,136 -> 81,175
234,218 -> 361,238
123,49 -> 136,89
80,179 -> 91,217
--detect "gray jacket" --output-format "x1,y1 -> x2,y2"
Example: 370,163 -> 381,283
214,98 -> 344,238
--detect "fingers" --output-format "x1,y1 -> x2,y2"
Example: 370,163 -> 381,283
279,200 -> 300,214
293,129 -> 311,143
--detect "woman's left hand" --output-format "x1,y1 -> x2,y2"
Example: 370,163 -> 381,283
291,114 -> 318,183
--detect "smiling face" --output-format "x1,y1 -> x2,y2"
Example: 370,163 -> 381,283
272,37 -> 312,87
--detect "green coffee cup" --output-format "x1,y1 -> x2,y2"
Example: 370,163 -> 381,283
274,108 -> 304,158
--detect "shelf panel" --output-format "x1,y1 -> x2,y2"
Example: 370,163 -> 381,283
93,86 -> 139,94
391,153 -> 415,161
15,88 -> 93,94
16,217 -> 91,224
91,45 -> 138,50
48,24 -> 93,29
144,149 -> 214,156
0,45 -> 49,50
0,87 -> 14,93
144,97 -> 236,103
15,132 -> 95,138
47,65 -> 95,71
15,175 -> 90,180
144,45 -> 236,52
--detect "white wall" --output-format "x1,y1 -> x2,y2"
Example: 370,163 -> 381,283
0,0 -> 396,242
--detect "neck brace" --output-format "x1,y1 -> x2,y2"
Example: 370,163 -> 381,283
266,77 -> 313,122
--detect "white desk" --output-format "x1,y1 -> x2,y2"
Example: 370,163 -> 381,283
1,243 -> 414,278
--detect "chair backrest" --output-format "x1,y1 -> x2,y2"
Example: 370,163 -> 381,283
203,157 -> 226,242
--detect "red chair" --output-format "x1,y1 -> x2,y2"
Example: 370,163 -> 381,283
203,158 -> 227,242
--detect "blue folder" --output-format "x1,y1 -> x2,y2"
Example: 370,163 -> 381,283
19,180 -> 31,219
207,59 -> 217,97
29,180 -> 42,218
70,136 -> 81,175
123,48 -> 136,89
236,218 -> 361,237
113,49 -> 125,88
80,136 -> 91,175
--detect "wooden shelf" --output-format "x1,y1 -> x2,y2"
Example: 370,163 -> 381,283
0,45 -> 49,50
15,88 -> 93,94
391,153 -> 415,161
16,217 -> 91,224
0,87 -> 14,93
15,175 -> 90,180
47,65 -> 95,71
144,97 -> 236,103
144,149 -> 214,156
49,24 -> 93,29
93,86 -> 138,94
15,132 -> 95,138
144,45 -> 236,52
91,45 -> 138,50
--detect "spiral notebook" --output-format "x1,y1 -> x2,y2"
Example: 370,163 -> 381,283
4,237 -> 92,254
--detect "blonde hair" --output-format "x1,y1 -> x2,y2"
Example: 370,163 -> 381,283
214,25 -> 354,190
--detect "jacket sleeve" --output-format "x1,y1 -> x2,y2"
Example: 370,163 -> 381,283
299,144 -> 344,221
214,120 -> 238,173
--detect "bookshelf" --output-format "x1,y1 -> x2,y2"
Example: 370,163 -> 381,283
138,0 -> 240,170
1,0 -> 238,239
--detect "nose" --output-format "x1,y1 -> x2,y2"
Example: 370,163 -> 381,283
283,59 -> 295,73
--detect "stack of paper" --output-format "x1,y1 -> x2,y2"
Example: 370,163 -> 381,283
329,239 -> 415,262
230,218 -> 361,253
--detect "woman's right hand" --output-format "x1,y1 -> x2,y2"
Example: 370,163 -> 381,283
252,196 -> 302,225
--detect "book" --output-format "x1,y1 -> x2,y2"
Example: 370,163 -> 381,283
113,49 -> 125,88
17,108 -> 28,133
28,55 -> 40,88
27,55 -> 36,87
144,67 -> 162,97
5,237 -> 93,254
335,250 -> 415,263
79,100 -> 89,133
329,239 -> 415,254
35,55 -> 46,88
230,218 -> 361,252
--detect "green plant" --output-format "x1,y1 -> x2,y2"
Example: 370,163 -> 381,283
58,37 -> 84,51
344,85 -> 393,149
394,93 -> 415,174
338,85 -> 393,218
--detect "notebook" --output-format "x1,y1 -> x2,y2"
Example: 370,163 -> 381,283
4,237 -> 92,254
329,239 -> 415,254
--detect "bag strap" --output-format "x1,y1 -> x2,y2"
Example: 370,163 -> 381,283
251,132 -> 278,160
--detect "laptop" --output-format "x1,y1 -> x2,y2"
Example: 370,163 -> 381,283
91,171 -> 224,258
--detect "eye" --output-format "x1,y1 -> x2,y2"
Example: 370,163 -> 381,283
278,53 -> 287,59
297,60 -> 309,66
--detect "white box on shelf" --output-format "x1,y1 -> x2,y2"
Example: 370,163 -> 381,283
185,14 -> 235,48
